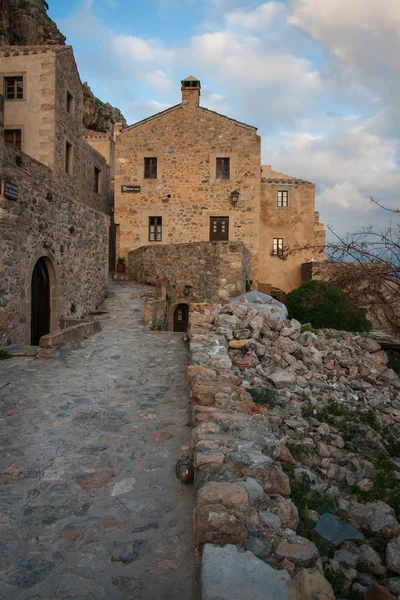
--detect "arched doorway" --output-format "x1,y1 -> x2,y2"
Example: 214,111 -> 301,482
31,258 -> 50,345
173,303 -> 189,332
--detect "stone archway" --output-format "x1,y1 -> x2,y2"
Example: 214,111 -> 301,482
22,252 -> 61,345
31,258 -> 50,345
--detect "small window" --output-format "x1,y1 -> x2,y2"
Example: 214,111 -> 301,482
65,141 -> 72,174
66,91 -> 74,114
149,216 -> 162,241
144,157 -> 157,179
216,157 -> 230,179
272,238 -> 284,257
5,76 -> 23,100
277,191 -> 288,207
94,167 -> 101,194
4,129 -> 22,150
210,216 -> 229,241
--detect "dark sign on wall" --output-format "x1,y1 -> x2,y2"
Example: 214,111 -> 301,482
4,181 -> 18,201
121,185 -> 141,193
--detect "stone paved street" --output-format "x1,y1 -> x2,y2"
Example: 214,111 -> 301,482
0,282 -> 195,600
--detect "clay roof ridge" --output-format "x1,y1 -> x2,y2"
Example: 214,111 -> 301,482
83,129 -> 112,140
198,106 -> 257,131
261,176 -> 312,184
122,104 -> 182,132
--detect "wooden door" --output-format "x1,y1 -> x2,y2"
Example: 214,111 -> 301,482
173,304 -> 189,332
210,217 -> 229,241
31,258 -> 50,345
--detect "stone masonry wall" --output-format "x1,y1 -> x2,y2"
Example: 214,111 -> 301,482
0,141 -> 110,345
128,241 -> 251,305
187,300 -> 400,600
0,46 -> 112,214
115,99 -> 261,281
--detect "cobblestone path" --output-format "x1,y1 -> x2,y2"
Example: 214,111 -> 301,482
0,282 -> 195,600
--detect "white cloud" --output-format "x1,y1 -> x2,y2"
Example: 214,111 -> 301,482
317,182 -> 372,211
145,69 -> 174,92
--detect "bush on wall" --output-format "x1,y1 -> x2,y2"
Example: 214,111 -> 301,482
286,280 -> 372,332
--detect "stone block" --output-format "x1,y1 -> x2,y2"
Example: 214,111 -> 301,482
201,544 -> 291,600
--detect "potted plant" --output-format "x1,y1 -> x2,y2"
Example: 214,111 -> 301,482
117,256 -> 126,273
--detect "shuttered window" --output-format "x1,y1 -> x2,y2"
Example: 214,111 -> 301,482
4,129 -> 22,150
149,216 -> 162,242
210,217 -> 229,241
144,157 -> 157,179
216,158 -> 230,179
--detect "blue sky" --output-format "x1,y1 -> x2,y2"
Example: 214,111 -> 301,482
47,0 -> 400,234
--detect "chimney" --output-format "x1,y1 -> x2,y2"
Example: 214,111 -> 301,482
181,76 -> 201,108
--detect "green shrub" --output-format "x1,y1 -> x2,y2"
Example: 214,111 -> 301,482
249,387 -> 279,407
285,280 -> 372,332
0,350 -> 12,360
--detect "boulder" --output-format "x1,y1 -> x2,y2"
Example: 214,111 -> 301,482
266,369 -> 297,389
291,567 -> 335,600
386,536 -> 400,574
197,482 -> 249,510
196,504 -> 248,545
314,512 -> 364,546
357,544 -> 386,576
202,544 -> 291,600
276,536 -> 320,567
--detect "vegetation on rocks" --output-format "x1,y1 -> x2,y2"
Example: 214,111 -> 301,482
0,349 -> 12,360
286,280 -> 372,332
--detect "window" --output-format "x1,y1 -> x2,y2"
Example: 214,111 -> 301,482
277,191 -> 288,207
94,167 -> 101,194
216,157 -> 230,180
4,129 -> 22,150
210,216 -> 229,241
272,238 -> 284,257
149,216 -> 162,241
65,141 -> 72,174
5,76 -> 23,100
144,157 -> 157,179
66,91 -> 74,114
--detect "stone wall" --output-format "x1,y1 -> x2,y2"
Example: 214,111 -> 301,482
115,91 -> 261,281
0,139 -> 110,345
187,300 -> 400,599
128,241 -> 251,305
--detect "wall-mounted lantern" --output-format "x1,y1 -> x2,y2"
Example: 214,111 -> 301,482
230,189 -> 240,205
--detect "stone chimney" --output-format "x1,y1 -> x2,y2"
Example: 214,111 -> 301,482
181,76 -> 201,108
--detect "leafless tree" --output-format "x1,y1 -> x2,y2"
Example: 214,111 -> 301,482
279,199 -> 400,334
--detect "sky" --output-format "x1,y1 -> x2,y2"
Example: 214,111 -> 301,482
48,0 -> 400,236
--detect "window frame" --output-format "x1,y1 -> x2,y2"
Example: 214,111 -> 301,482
4,128 -> 22,151
4,76 -> 24,100
144,157 -> 157,179
277,190 -> 288,208
149,216 -> 162,242
65,141 -> 73,174
272,237 -> 284,257
216,157 -> 230,180
210,216 -> 229,241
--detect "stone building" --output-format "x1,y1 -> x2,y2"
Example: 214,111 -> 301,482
0,45 -> 113,346
114,77 -> 325,328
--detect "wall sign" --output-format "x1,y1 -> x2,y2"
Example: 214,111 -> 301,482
4,181 -> 18,201
121,185 -> 141,193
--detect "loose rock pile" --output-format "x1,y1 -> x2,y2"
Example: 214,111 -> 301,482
188,301 -> 400,600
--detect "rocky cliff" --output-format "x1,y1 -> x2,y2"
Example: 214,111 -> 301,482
0,0 -> 65,45
0,0 -> 126,134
